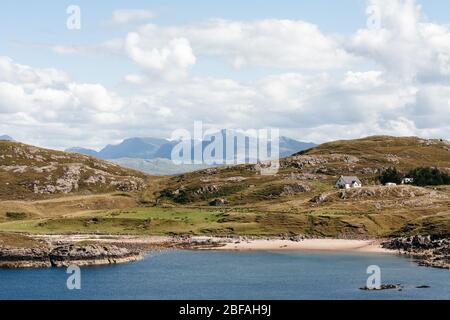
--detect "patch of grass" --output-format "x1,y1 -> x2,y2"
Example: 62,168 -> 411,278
392,214 -> 450,237
310,181 -> 334,192
0,232 -> 47,248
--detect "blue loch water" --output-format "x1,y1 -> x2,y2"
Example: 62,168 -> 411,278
0,250 -> 449,300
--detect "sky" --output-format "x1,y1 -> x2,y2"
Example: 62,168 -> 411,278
0,0 -> 450,150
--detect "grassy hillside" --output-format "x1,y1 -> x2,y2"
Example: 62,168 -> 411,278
296,136 -> 450,171
1,136 -> 449,239
0,141 -> 149,200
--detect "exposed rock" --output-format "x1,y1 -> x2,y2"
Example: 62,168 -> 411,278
0,165 -> 28,173
382,235 -> 450,269
226,176 -> 247,182
281,183 -> 311,196
0,247 -> 52,268
110,179 -> 143,192
284,155 -> 329,169
0,244 -> 142,269
209,198 -> 227,206
310,193 -> 329,204
49,244 -> 142,267
194,185 -> 220,195
285,173 -> 322,181
360,284 -> 402,291
386,154 -> 400,164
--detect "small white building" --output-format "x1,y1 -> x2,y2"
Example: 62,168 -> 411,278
336,176 -> 362,189
402,178 -> 414,185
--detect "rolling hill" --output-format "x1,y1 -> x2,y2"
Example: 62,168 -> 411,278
1,136 -> 449,239
0,141 -> 148,201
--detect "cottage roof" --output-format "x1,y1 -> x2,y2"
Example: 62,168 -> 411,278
338,176 -> 362,185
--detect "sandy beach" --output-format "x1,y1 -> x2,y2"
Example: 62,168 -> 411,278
215,238 -> 393,253
32,234 -> 393,254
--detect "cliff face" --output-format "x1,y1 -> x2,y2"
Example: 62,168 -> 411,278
0,141 -> 148,200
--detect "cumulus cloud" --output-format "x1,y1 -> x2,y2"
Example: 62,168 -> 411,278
124,31 -> 196,79
125,19 -> 358,71
349,0 -> 450,82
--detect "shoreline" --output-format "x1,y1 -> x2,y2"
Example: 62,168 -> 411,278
32,234 -> 394,254
10,233 -> 450,269
0,234 -> 399,269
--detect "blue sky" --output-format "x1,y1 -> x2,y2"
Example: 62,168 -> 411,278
1,0 -> 449,85
0,0 -> 450,149
0,0 -> 368,84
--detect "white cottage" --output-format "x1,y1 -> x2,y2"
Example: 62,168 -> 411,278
335,176 -> 362,189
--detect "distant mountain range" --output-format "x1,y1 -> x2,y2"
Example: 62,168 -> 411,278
0,135 -> 13,141
67,134 -> 316,161
66,134 -> 316,175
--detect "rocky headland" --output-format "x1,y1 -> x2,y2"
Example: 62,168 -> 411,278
382,235 -> 450,269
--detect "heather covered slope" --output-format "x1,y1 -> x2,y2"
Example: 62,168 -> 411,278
0,141 -> 148,200
295,136 -> 450,172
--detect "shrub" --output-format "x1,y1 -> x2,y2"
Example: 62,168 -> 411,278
407,167 -> 450,186
379,167 -> 403,185
6,212 -> 28,220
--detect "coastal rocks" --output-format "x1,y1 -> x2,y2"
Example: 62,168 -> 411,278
382,235 -> 445,251
360,284 -> 402,291
0,244 -> 142,269
382,236 -> 450,269
0,247 -> 52,268
49,244 -> 142,267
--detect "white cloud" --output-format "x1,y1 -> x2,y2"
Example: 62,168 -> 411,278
349,0 -> 450,82
3,0 -> 450,149
0,56 -> 69,88
110,9 -> 154,25
125,19 -> 358,72
124,31 -> 196,79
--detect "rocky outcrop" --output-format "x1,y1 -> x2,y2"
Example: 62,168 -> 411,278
280,183 -> 311,196
49,244 -> 142,267
382,235 -> 450,269
209,198 -> 227,206
0,247 -> 52,268
360,284 -> 403,291
0,244 -> 142,269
